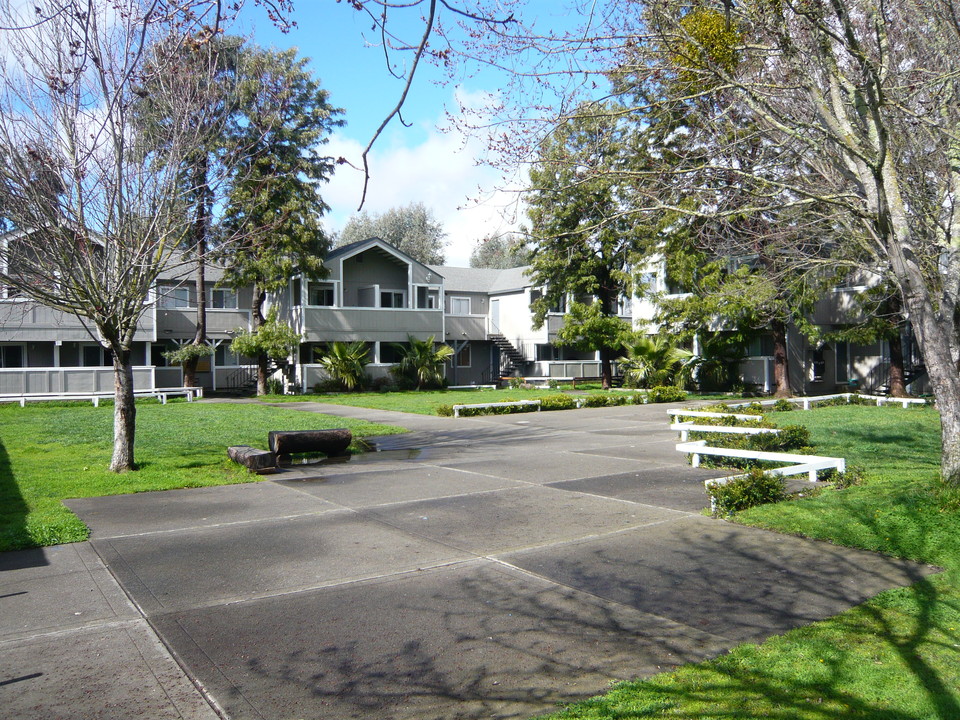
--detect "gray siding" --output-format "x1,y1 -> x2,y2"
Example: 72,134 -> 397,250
301,308 -> 443,342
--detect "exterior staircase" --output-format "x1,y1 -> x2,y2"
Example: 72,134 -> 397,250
489,333 -> 525,376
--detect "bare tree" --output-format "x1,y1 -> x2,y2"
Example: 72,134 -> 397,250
0,0 -> 237,471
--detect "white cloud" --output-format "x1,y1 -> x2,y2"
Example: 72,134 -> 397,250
321,90 -> 525,267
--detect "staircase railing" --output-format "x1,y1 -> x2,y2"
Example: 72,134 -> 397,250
224,364 -> 257,391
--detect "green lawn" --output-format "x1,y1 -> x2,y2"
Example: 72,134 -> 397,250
539,404 -> 960,720
0,401 -> 404,552
260,387 -> 570,415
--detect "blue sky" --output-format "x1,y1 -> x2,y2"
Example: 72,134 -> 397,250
235,3 -> 535,266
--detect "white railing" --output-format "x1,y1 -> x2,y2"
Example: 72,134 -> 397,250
0,386 -> 203,407
676,439 -> 845,483
726,393 -> 929,410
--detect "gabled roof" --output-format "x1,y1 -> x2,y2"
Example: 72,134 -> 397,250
428,264 -> 532,294
327,236 -> 443,277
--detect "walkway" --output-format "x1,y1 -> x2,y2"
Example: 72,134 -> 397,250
1,402 -> 938,719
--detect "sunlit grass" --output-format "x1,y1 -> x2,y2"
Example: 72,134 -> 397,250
0,401 -> 404,551
539,404 -> 960,720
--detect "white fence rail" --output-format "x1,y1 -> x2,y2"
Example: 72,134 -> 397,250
0,386 -> 203,407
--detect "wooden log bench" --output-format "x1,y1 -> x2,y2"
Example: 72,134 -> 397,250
227,446 -> 277,473
268,429 -> 353,457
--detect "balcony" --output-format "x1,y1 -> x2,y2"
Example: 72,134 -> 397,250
445,314 -> 487,341
301,307 -> 443,342
0,301 -> 154,342
156,308 -> 251,338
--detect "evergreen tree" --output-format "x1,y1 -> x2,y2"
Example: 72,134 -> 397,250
218,45 -> 343,395
525,106 -> 639,388
469,233 -> 531,269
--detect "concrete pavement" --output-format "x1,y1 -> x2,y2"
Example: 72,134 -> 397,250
1,402 -> 940,719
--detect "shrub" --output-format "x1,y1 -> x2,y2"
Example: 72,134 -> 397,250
508,376 -> 524,389
548,379 -> 559,389
821,464 -> 866,489
266,377 -> 284,396
707,469 -> 787,515
646,386 -> 687,403
538,394 -> 576,411
436,404 -> 454,417
773,398 -> 794,412
313,378 -> 344,393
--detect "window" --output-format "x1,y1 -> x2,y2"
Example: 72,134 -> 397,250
450,297 -> 471,315
745,335 -> 775,357
535,344 -> 557,362
548,294 -> 567,314
618,295 -> 632,315
291,278 -> 301,306
416,286 -> 439,309
215,345 -> 251,367
455,344 -> 471,368
835,341 -> 849,383
308,282 -> 335,307
379,342 -> 407,364
82,345 -> 112,367
209,288 -> 237,309
380,290 -> 405,308
159,285 -> 191,308
0,345 -> 24,368
811,347 -> 826,382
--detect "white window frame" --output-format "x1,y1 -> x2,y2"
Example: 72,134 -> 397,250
450,296 -> 471,315
208,287 -> 238,310
159,284 -> 192,309
0,343 -> 26,368
380,289 -> 406,309
307,281 -> 337,307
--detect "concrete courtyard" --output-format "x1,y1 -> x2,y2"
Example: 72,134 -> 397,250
0,402 -> 937,719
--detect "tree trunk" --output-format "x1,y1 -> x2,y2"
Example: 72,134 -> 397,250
771,320 -> 791,398
184,159 -> 210,389
887,329 -> 909,398
599,345 -> 613,390
252,284 -> 268,396
901,291 -> 960,486
111,348 -> 137,472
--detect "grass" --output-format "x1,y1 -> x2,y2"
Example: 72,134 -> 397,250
0,400 -> 404,552
539,403 -> 960,720
260,387 -> 570,415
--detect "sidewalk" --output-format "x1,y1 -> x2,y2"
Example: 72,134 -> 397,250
0,542 -> 219,719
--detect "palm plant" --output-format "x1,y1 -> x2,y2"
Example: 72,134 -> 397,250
618,334 -> 693,388
318,341 -> 370,391
392,335 -> 454,390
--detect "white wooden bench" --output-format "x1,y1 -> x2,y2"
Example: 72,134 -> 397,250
669,422 -> 780,442
676,439 -> 845,482
452,399 -> 541,418
667,409 -> 765,422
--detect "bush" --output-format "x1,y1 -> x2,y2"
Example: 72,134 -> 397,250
313,378 -> 344,393
436,404 -> 454,417
646,386 -> 687,403
821,464 -> 866,489
539,394 -> 576,411
707,469 -> 787,515
266,377 -> 284,396
508,376 -> 524,389
773,398 -> 794,412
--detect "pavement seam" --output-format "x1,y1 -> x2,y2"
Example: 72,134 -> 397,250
0,616 -> 147,647
87,506 -> 354,540
146,558 -> 481,615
